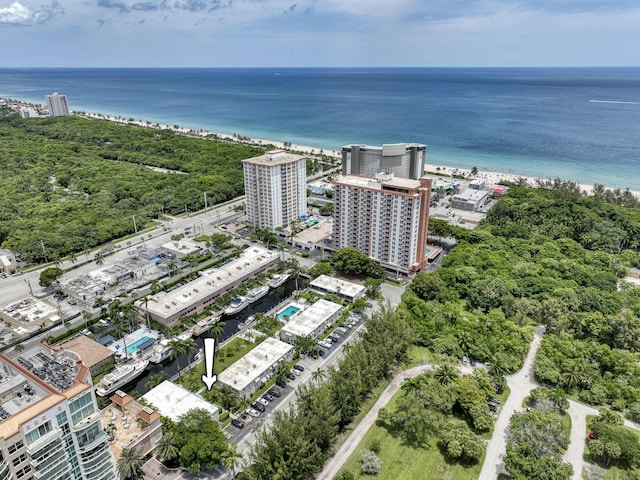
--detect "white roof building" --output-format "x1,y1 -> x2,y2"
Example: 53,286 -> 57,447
280,299 -> 342,344
136,246 -> 279,327
218,337 -> 294,397
309,275 -> 366,303
142,381 -> 219,421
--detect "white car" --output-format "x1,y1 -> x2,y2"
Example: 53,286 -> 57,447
290,369 -> 301,377
245,408 -> 260,418
257,398 -> 269,406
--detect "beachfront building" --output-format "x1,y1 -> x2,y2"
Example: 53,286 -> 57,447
142,381 -> 218,422
451,189 -> 488,211
342,143 -> 426,181
242,150 -> 307,230
217,337 -> 294,398
0,345 -> 116,480
279,299 -> 342,345
332,172 -> 432,275
308,275 -> 366,303
45,93 -> 70,117
135,247 -> 279,327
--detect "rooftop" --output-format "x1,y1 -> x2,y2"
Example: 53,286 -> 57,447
333,173 -> 425,192
292,217 -> 334,246
309,275 -> 366,300
0,297 -> 57,324
217,337 -> 293,393
140,247 -> 278,319
57,335 -> 115,369
142,381 -> 218,422
242,150 -> 307,167
452,188 -> 489,202
281,299 -> 342,338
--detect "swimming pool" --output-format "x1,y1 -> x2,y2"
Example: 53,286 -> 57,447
307,219 -> 319,226
425,249 -> 431,255
125,336 -> 153,354
277,305 -> 301,320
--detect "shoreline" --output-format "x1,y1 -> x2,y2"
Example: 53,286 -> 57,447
83,112 -> 640,197
3,96 -> 638,197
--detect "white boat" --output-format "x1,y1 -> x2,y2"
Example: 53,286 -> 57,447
247,285 -> 269,303
268,273 -> 290,288
96,359 -> 149,397
224,296 -> 249,315
149,331 -> 193,364
193,317 -> 216,336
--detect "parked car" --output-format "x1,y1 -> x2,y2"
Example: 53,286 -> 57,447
488,396 -> 501,404
268,388 -> 281,397
245,408 -> 260,418
264,393 -> 274,402
276,379 -> 287,388
251,402 -> 265,413
336,327 -> 348,334
488,404 -> 497,413
257,398 -> 269,406
286,372 -> 296,380
293,365 -> 305,372
231,419 -> 245,429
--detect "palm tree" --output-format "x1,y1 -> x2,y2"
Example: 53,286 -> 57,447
209,320 -> 225,339
288,258 -> 302,291
14,343 -> 25,353
312,368 -> 327,384
155,431 -> 179,465
169,339 -> 186,379
434,363 -> 459,385
94,252 -> 105,267
223,446 -> 242,479
104,422 -> 117,441
117,447 -> 144,480
458,331 -> 472,358
182,338 -> 198,369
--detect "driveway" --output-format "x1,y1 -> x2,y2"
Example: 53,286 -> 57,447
478,325 -> 545,480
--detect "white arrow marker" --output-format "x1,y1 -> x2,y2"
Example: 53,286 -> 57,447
201,337 -> 217,391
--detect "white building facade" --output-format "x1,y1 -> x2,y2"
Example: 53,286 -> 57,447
0,346 -> 116,480
333,172 -> 432,275
45,93 -> 70,117
342,143 -> 426,180
242,150 -> 307,230
279,299 -> 342,344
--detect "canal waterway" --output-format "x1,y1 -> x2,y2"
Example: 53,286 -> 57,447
124,276 -> 304,396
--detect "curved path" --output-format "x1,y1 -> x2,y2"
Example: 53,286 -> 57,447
316,364 -> 436,480
478,325 -> 545,480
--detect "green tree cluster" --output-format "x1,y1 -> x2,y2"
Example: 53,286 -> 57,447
245,307 -> 412,479
0,115 -> 263,262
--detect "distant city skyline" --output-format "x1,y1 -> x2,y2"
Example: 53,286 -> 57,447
0,0 -> 639,67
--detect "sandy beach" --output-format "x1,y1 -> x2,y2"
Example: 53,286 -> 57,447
65,110 -> 640,198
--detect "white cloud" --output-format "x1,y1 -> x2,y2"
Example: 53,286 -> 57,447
0,0 -> 63,24
0,1 -> 33,23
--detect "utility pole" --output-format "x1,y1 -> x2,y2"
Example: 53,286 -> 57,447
203,191 -> 208,212
132,215 -> 138,233
40,240 -> 48,263
24,279 -> 33,296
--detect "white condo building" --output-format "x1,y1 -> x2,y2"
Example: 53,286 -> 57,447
342,143 -> 426,180
333,172 -> 432,275
45,93 -> 70,117
242,150 -> 307,230
0,346 -> 116,480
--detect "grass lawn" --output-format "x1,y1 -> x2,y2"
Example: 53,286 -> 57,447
404,345 -> 437,368
337,392 -> 483,480
337,423 -> 482,480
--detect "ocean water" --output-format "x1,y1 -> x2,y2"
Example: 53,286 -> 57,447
1,67 -> 639,189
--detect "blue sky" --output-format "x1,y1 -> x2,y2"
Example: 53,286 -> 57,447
1,0 -> 639,67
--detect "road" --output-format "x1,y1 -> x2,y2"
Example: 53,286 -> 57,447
478,325 -> 545,480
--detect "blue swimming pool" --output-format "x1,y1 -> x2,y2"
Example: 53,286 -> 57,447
277,305 -> 300,320
126,336 -> 153,354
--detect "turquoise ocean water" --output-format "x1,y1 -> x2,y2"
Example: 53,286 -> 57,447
0,67 -> 639,189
